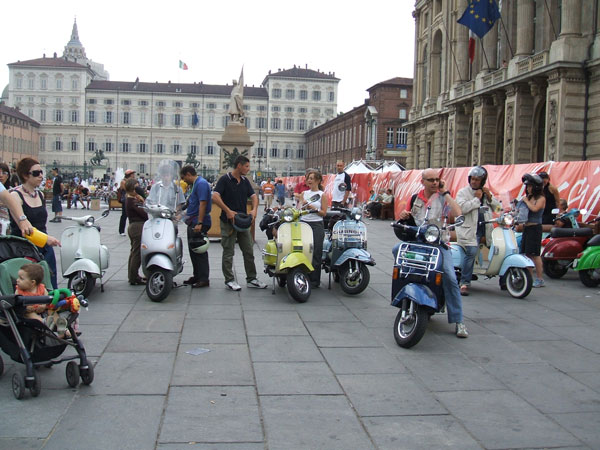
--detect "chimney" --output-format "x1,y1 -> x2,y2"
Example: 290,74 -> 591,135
53,52 -> 57,58
43,53 -> 46,58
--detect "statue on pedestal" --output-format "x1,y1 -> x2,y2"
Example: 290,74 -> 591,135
228,68 -> 244,123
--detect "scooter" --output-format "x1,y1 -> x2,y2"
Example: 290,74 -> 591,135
390,207 -> 464,348
541,208 -> 594,278
60,209 -> 110,297
451,207 -> 534,299
141,160 -> 185,302
322,206 -> 375,294
262,194 -> 320,302
573,217 -> 600,287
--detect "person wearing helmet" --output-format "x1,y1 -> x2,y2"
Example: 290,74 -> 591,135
398,168 -> 469,339
456,166 -> 501,296
538,172 -> 561,228
519,173 -> 546,287
180,165 -> 212,288
212,155 -> 268,291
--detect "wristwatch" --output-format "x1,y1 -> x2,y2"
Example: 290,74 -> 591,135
18,214 -> 28,222
441,191 -> 450,197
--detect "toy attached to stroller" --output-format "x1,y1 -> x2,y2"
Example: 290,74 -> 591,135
0,236 -> 94,399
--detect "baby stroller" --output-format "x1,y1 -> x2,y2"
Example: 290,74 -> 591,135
0,235 -> 94,399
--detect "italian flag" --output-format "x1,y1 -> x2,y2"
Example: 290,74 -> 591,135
179,60 -> 188,70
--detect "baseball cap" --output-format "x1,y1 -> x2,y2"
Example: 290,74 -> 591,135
125,169 -> 136,176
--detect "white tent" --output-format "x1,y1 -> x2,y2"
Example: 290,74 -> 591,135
345,161 -> 373,174
374,161 -> 404,173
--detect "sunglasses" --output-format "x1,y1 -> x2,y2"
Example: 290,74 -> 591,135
29,170 -> 43,177
424,178 -> 440,183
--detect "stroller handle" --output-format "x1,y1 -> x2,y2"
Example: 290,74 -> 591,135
0,295 -> 54,308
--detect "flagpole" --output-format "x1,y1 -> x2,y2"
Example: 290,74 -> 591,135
542,0 -> 558,39
480,39 -> 491,71
498,14 -> 514,58
441,16 -> 464,82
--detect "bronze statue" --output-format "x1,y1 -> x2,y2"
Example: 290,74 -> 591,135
90,150 -> 107,166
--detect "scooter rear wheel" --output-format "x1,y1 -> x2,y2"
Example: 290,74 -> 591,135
393,302 -> 429,348
146,268 -> 173,302
543,260 -> 569,279
68,271 -> 96,298
579,269 -> 600,287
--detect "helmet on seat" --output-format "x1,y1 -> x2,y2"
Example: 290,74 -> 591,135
468,166 -> 488,187
189,233 -> 209,254
233,213 -> 253,232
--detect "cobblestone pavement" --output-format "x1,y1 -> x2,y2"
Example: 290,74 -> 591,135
1,203 -> 599,449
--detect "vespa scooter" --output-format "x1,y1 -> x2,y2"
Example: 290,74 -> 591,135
390,207 -> 464,348
451,207 -> 534,299
322,206 -> 375,295
573,217 -> 600,287
262,194 -> 320,303
60,209 -> 110,297
141,160 -> 185,302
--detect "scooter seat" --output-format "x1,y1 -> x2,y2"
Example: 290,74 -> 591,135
550,227 -> 592,238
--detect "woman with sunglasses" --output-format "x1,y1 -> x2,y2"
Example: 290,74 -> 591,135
9,158 -> 61,289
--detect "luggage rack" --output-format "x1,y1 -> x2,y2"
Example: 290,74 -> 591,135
395,242 -> 440,278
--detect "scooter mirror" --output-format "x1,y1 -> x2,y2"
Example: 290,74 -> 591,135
580,209 -> 588,215
551,208 -> 559,214
102,209 -> 110,218
454,215 -> 465,227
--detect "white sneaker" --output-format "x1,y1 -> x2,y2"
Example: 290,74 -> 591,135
225,281 -> 242,291
247,278 -> 267,289
456,323 -> 469,338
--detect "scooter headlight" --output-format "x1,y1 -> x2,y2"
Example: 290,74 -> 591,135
283,208 -> 294,222
84,216 -> 95,227
160,209 -> 173,219
424,225 -> 440,243
502,214 -> 514,227
351,207 -> 362,221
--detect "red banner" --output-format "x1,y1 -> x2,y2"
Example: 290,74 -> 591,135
278,161 -> 600,221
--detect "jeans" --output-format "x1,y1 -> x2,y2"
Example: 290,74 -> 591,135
459,245 -> 479,287
440,246 -> 463,324
220,220 -> 257,283
40,245 -> 58,290
187,224 -> 210,282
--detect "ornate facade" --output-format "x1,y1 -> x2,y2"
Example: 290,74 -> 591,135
406,0 -> 600,169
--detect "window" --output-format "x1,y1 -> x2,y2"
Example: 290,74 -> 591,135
173,113 -> 182,126
257,105 -> 266,112
105,111 -> 113,124
56,97 -> 62,104
256,147 -> 265,157
121,99 -> 131,106
400,89 -> 408,99
297,145 -> 305,159
16,78 -> 22,89
56,79 -> 62,90
28,78 -> 34,89
222,116 -> 229,127
271,118 -> 280,130
297,119 -> 307,131
397,127 -> 408,147
155,141 -> 164,153
54,138 -> 62,151
284,118 -> 294,130
190,102 -> 199,108
71,97 -> 77,105
104,99 -> 113,105
312,108 -> 320,114
123,111 -> 130,124
284,147 -> 292,158
40,109 -> 46,122
299,107 -> 307,114
70,110 -> 78,123
172,142 -> 181,154
87,98 -> 97,104
139,163 -> 146,173
40,97 -> 47,104
325,109 -> 333,115
156,101 -> 165,107
87,138 -> 95,152
88,110 -> 95,123
285,106 -> 294,113
54,110 -> 63,122
299,90 -> 307,100
207,143 -> 214,155
257,117 -> 266,129
70,138 -> 78,151
173,101 -> 183,108
190,143 -> 198,155
272,88 -> 281,98
140,112 -> 146,125
72,79 -> 78,90
138,142 -> 147,153
208,114 -> 215,128
386,127 -> 394,146
39,136 -> 45,151
121,139 -> 130,153
40,78 -> 47,90
270,147 -> 279,158
243,105 -> 250,111
285,89 -> 295,99
312,90 -> 321,101
156,113 -> 165,126
138,100 -> 148,106
399,109 -> 407,120
105,139 -> 113,152
272,106 -> 280,112
328,92 -> 335,102
207,103 -> 216,109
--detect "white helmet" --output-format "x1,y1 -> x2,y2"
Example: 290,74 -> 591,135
189,234 -> 209,254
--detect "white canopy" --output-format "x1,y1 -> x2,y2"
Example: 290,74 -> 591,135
345,161 -> 373,174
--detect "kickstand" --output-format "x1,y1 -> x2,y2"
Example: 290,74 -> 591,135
328,271 -> 331,290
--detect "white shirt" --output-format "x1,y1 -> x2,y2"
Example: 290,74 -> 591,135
300,189 -> 324,223
332,172 -> 348,202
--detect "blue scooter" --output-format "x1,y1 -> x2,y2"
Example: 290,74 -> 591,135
322,207 -> 375,294
451,208 -> 534,298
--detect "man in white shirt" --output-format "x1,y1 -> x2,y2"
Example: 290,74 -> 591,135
331,160 -> 352,209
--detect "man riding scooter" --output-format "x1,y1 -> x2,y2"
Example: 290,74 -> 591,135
455,166 -> 501,296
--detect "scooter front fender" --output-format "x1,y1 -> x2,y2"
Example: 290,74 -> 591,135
333,248 -> 375,268
499,254 -> 534,276
63,259 -> 101,278
574,247 -> 600,271
279,252 -> 314,272
391,283 -> 438,309
145,253 -> 174,272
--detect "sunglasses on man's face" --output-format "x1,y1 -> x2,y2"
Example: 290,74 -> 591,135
29,170 -> 43,177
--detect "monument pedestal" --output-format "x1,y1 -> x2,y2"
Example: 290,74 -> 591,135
218,121 -> 254,176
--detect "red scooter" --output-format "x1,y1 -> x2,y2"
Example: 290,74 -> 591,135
542,209 -> 596,279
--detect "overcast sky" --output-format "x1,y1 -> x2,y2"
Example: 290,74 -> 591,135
1,0 -> 415,113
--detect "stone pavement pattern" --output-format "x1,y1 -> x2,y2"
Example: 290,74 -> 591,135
0,205 -> 599,449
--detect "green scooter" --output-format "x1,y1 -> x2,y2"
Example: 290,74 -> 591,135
573,217 -> 600,287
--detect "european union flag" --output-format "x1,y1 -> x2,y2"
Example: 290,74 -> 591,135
457,0 -> 501,39
192,112 -> 199,127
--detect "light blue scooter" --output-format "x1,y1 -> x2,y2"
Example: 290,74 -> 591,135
451,210 -> 534,298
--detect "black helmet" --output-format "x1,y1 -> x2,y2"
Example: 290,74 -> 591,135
188,233 -> 209,254
393,217 -> 417,241
233,213 -> 253,232
468,166 -> 488,187
522,173 -> 543,186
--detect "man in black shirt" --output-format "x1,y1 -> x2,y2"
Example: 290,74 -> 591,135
49,167 -> 63,223
212,155 -> 267,291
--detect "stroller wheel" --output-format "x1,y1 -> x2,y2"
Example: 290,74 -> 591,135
66,361 -> 80,388
30,372 -> 41,397
12,372 -> 25,400
80,361 -> 94,385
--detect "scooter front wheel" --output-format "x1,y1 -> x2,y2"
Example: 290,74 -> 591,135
505,267 -> 533,298
393,302 -> 429,348
339,262 -> 370,295
286,267 -> 311,303
68,271 -> 96,298
146,268 -> 173,302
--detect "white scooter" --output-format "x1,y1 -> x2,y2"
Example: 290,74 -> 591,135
60,209 -> 110,297
141,160 -> 185,302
